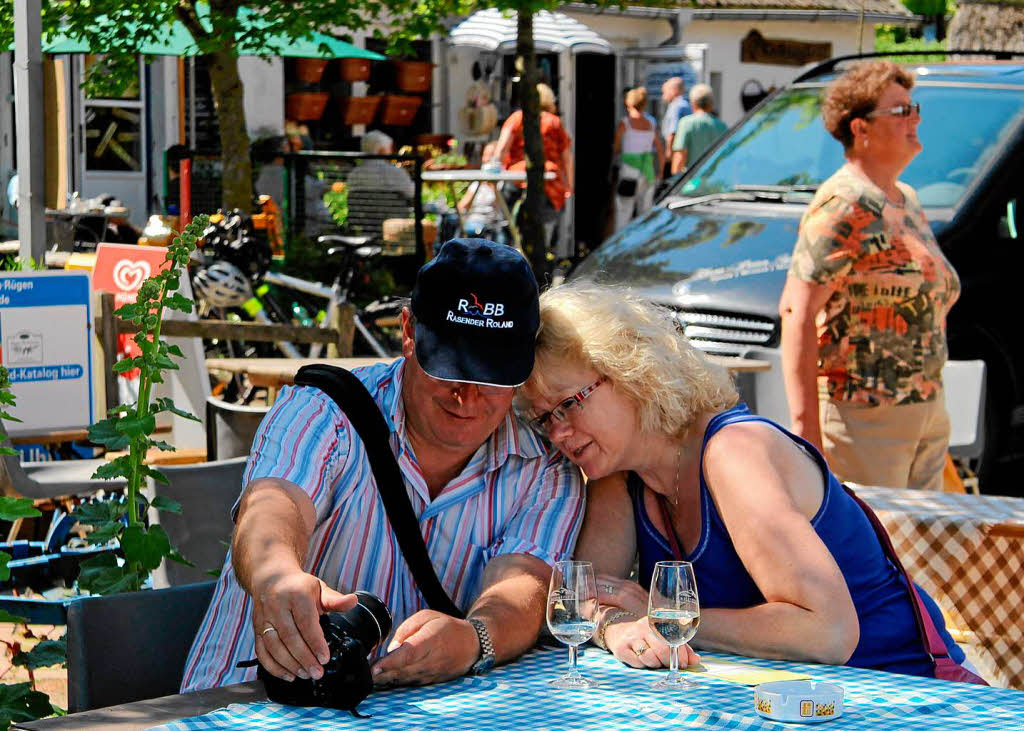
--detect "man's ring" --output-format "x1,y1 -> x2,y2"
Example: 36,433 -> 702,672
635,643 -> 648,657
602,583 -> 615,595
261,626 -> 277,637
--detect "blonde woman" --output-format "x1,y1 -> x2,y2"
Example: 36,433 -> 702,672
520,282 -> 971,680
612,87 -> 665,231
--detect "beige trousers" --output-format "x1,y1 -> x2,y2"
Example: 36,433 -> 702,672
819,392 -> 951,491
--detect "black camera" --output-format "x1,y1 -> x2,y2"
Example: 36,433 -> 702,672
250,591 -> 393,713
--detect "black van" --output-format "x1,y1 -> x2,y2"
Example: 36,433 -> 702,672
572,52 -> 1024,495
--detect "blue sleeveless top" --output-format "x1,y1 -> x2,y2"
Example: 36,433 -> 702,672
628,403 -> 964,677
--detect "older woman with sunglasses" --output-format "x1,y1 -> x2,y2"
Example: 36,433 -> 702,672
520,282 -> 972,678
780,60 -> 960,491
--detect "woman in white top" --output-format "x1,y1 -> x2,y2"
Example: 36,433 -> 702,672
612,87 -> 665,232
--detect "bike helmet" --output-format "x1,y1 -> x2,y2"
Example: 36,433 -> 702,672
193,261 -> 252,308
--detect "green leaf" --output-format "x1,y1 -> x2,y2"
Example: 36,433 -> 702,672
114,302 -> 147,321
167,550 -> 195,568
0,497 -> 41,521
83,522 -> 121,545
150,440 -> 176,452
165,343 -> 184,358
142,464 -> 168,485
150,495 -> 182,514
71,500 -> 126,527
0,553 -> 9,583
77,554 -> 142,596
154,397 -> 200,422
111,358 -> 137,374
120,525 -> 170,571
88,419 -> 131,451
12,638 -> 67,670
90,456 -> 133,481
114,413 -> 156,440
0,681 -> 53,725
0,609 -> 28,624
154,354 -> 180,371
164,292 -> 194,314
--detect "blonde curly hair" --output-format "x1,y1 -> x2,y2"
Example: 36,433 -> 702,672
521,282 -> 738,438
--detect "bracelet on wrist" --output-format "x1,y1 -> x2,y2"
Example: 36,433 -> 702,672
596,608 -> 637,649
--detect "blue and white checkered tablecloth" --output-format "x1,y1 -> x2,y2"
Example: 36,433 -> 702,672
151,646 -> 1024,730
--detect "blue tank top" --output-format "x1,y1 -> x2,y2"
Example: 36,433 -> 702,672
628,403 -> 964,677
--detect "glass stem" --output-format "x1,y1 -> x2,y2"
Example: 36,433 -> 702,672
567,644 -> 580,677
669,644 -> 680,676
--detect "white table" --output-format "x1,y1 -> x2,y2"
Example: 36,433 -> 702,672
421,169 -> 555,250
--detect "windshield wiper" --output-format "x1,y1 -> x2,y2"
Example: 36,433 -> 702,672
734,184 -> 819,194
665,185 -> 818,210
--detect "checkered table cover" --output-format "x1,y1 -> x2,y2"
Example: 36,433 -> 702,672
151,646 -> 1024,730
854,486 -> 1024,690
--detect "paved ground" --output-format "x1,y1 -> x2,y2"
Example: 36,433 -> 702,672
0,622 -> 68,710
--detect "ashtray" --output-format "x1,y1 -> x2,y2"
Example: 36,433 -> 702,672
754,680 -> 844,723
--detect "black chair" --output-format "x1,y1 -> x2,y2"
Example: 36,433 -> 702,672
66,581 -> 216,712
150,457 -> 247,586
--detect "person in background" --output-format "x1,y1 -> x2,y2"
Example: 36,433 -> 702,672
347,130 -> 415,201
612,87 -> 664,232
779,60 -> 959,491
493,83 -> 574,256
671,84 -> 728,175
181,239 -> 584,691
457,141 -> 505,244
660,77 -> 691,175
521,282 -> 973,681
164,144 -> 192,214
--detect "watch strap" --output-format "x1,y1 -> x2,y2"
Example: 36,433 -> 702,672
468,617 -> 495,673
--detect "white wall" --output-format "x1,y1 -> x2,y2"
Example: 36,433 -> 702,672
238,56 -> 285,137
685,20 -> 870,125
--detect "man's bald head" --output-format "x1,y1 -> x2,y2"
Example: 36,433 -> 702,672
662,77 -> 684,102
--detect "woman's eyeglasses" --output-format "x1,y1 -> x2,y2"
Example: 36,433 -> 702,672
867,102 -> 921,119
530,377 -> 606,435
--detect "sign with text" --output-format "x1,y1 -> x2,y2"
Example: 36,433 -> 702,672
92,243 -> 171,305
0,272 -> 93,435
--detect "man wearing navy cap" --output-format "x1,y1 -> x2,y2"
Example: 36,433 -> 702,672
182,240 -> 584,691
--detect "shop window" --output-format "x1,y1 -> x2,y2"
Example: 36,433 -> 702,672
82,55 -> 144,172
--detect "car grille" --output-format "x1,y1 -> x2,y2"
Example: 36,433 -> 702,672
671,309 -> 778,354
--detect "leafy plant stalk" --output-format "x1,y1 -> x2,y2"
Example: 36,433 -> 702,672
75,215 -> 209,595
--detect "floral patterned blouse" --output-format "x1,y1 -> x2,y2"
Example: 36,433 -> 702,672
789,164 -> 961,407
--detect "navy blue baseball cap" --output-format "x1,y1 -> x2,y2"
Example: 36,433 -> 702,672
411,239 -> 540,387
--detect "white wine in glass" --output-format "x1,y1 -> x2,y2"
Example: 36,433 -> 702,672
648,560 -> 700,689
546,560 -> 598,689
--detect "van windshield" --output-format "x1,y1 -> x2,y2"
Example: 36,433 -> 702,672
673,84 -> 1024,208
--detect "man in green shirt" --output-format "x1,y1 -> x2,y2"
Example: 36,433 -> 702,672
671,84 -> 728,174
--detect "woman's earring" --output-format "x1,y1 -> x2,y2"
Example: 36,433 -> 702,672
863,137 -> 869,150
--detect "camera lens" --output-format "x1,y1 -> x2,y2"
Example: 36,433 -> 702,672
325,591 -> 393,655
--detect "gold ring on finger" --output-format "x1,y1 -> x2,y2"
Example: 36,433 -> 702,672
634,643 -> 648,657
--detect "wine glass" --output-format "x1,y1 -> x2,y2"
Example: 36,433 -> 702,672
647,560 -> 700,689
546,560 -> 599,689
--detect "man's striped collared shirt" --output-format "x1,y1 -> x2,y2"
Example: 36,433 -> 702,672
181,359 -> 584,691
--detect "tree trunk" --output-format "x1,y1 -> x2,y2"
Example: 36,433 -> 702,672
516,10 -> 548,280
205,49 -> 252,212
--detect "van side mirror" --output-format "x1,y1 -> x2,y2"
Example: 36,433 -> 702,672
998,198 -> 1020,240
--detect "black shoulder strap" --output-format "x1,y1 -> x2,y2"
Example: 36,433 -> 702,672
294,364 -> 464,619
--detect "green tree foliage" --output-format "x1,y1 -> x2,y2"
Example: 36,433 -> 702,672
0,1 -> 465,211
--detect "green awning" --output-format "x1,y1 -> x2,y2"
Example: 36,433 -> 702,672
15,4 -> 384,60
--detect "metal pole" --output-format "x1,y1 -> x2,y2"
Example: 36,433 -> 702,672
13,0 -> 46,263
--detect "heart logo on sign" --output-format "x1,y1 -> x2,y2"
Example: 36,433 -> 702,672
112,259 -> 151,292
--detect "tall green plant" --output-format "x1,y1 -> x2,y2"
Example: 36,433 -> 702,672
73,215 -> 210,595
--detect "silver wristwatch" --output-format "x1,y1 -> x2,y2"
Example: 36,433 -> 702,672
468,617 -> 496,675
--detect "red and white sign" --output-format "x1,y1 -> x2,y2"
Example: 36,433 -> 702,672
92,243 -> 171,307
